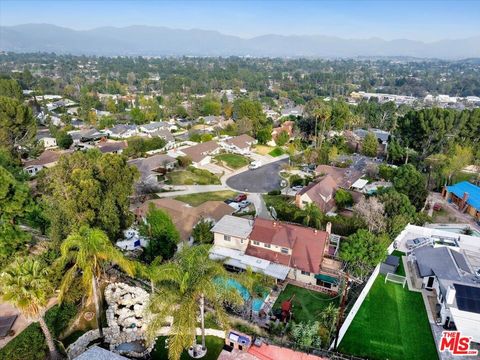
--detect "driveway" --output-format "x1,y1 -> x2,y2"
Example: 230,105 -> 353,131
248,193 -> 273,219
226,158 -> 289,193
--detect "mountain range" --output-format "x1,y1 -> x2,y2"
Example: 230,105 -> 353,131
1,24 -> 479,59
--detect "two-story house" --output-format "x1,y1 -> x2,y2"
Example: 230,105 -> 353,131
210,216 -> 343,293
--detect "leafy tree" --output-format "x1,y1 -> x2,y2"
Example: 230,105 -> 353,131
275,130 -> 290,146
0,258 -> 61,360
177,155 -> 192,167
146,245 -> 245,360
200,133 -> 213,142
378,188 -> 416,219
192,219 -> 214,244
443,145 -> 473,184
290,321 -> 322,348
387,138 -> 405,164
58,226 -> 135,337
256,126 -> 272,145
378,164 -> 396,181
140,206 -> 179,262
334,189 -> 353,210
130,107 -> 146,124
201,100 -> 221,116
0,166 -> 32,267
361,132 -> 378,157
40,150 -> 139,242
0,78 -> 23,99
393,164 -> 427,210
340,229 -> 389,279
233,99 -> 266,136
55,130 -> 73,149
0,96 -> 36,152
318,303 -> 338,345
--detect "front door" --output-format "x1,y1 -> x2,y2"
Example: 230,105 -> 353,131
426,277 -> 434,289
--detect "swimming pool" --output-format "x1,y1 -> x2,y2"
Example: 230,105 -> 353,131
218,278 -> 268,313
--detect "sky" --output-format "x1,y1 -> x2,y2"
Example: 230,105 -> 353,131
1,0 -> 479,42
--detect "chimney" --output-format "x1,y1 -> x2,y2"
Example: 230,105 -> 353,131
446,286 -> 456,305
273,221 -> 277,227
326,222 -> 332,235
314,229 -> 318,234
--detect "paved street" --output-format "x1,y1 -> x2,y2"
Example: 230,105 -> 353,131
226,158 -> 289,193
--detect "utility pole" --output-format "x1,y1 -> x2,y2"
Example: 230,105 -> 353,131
333,272 -> 349,350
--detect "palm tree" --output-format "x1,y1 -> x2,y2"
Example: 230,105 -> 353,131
312,102 -> 332,149
146,245 -> 244,360
58,226 -> 135,337
318,303 -> 338,343
295,203 -> 322,229
0,258 -> 61,360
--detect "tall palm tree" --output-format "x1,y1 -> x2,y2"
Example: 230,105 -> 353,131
0,258 -> 61,360
146,245 -> 244,360
295,203 -> 323,229
318,303 -> 339,343
58,226 -> 135,337
312,102 -> 332,149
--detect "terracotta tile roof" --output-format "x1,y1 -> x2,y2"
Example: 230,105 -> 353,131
245,245 -> 292,267
181,140 -> 219,163
135,198 -> 233,241
225,134 -> 256,149
248,218 -> 328,273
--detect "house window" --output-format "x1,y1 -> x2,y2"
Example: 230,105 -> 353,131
301,270 -> 310,276
224,235 -> 231,242
281,248 -> 289,254
317,280 -> 332,289
264,243 -> 271,248
253,241 -> 260,246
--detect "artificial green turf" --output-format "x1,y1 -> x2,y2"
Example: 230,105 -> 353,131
151,336 -> 224,360
268,147 -> 285,157
273,284 -> 339,323
338,275 -> 438,360
215,153 -> 249,169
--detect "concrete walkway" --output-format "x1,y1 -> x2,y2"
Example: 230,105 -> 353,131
157,185 -> 229,197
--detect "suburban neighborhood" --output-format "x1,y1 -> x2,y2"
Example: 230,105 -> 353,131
1,2 -> 480,360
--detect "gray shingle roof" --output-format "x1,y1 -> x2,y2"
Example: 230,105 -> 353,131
211,215 -> 254,239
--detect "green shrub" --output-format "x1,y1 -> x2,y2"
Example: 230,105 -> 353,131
267,189 -> 281,195
45,303 -> 78,337
0,323 -> 46,360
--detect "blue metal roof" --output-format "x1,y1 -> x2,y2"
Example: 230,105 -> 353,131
447,181 -> 480,210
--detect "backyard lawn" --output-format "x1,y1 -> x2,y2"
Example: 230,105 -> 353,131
215,153 -> 249,169
273,284 -> 339,323
253,144 -> 275,155
391,250 -> 406,276
151,336 -> 224,360
268,147 -> 285,157
175,190 -> 237,206
166,166 -> 220,185
338,275 -> 437,360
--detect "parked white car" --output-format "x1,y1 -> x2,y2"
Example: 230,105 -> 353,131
249,160 -> 262,170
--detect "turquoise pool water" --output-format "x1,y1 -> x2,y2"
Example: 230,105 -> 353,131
433,227 -> 480,237
218,278 -> 267,312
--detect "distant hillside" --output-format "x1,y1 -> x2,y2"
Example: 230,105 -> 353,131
1,24 -> 479,59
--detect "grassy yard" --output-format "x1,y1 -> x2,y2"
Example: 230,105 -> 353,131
338,275 -> 437,360
166,166 -> 220,185
151,336 -> 224,360
175,190 -> 237,206
273,285 -> 339,324
215,153 -> 249,169
254,144 -> 275,155
268,147 -> 285,157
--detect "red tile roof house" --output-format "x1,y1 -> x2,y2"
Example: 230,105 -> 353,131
211,216 -> 343,293
295,165 -> 363,213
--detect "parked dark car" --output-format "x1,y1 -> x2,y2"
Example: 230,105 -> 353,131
234,194 -> 247,202
224,199 -> 234,204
